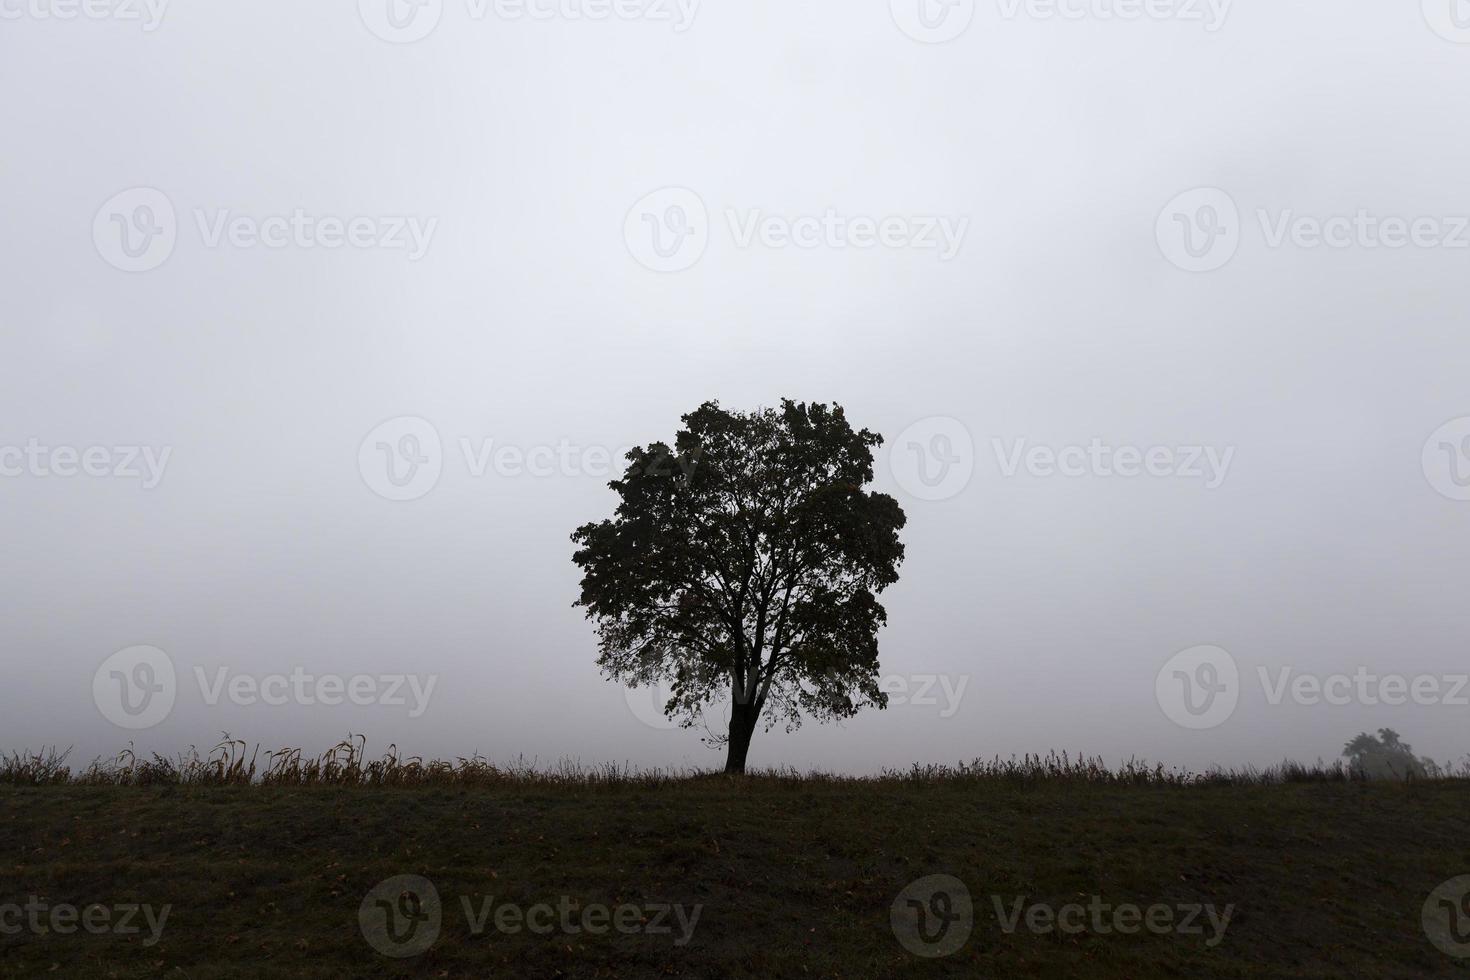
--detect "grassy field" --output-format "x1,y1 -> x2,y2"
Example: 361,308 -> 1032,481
3,760 -> 1470,978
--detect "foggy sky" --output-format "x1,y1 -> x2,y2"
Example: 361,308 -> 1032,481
4,0 -> 1469,774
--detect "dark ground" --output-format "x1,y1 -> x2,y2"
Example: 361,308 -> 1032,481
2,778 -> 1468,978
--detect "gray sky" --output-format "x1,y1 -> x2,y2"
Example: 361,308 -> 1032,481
3,0 -> 1469,775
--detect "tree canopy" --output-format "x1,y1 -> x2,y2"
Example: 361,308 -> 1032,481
571,399 -> 907,772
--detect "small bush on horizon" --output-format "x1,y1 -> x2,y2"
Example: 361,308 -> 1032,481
1342,728 -> 1442,780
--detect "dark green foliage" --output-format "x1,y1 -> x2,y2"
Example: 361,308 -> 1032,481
571,400 -> 906,772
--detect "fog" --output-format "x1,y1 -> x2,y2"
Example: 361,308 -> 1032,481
3,0 -> 1469,774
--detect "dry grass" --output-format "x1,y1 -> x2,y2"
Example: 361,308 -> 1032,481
5,735 -> 1466,789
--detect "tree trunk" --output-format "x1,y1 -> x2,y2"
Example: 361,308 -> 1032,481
724,700 -> 759,774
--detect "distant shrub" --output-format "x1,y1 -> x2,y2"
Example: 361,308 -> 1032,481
1341,728 -> 1441,780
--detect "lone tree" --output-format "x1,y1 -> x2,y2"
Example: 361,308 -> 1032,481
572,400 -> 906,773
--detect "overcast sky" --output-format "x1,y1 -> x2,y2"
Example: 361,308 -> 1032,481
3,0 -> 1469,775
